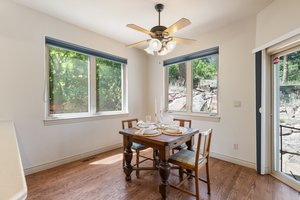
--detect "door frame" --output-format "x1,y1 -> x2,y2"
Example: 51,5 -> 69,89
270,45 -> 300,191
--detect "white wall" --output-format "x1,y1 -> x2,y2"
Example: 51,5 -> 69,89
256,0 -> 300,47
0,1 -> 148,171
148,16 -> 257,167
3,0 -> 292,173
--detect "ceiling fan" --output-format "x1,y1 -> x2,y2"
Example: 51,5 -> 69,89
126,3 -> 195,56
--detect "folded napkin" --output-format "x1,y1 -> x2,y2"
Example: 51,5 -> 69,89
135,128 -> 145,135
136,120 -> 152,129
179,127 -> 189,134
137,120 -> 144,126
163,127 -> 189,135
135,125 -> 157,135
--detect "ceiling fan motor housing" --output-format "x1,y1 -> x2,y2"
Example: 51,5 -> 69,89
150,25 -> 167,40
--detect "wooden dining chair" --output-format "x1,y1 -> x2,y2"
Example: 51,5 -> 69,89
168,129 -> 213,200
172,118 -> 192,154
121,118 -> 158,178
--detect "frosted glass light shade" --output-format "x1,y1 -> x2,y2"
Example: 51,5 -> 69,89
144,47 -> 154,55
166,40 -> 176,52
149,39 -> 162,51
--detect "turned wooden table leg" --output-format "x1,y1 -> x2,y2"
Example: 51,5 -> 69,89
153,149 -> 160,169
123,136 -> 133,181
159,161 -> 170,199
159,147 -> 170,200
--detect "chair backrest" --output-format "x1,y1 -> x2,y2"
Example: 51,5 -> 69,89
195,129 -> 213,168
173,118 -> 192,128
122,118 -> 138,129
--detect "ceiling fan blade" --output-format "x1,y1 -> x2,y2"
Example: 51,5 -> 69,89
126,24 -> 153,36
172,37 -> 196,44
126,40 -> 150,48
164,18 -> 191,35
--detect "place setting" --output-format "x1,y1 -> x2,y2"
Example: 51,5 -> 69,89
135,115 -> 161,136
134,114 -> 189,137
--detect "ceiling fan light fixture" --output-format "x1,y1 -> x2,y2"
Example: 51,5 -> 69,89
149,38 -> 162,51
157,47 -> 169,56
166,40 -> 177,52
144,47 -> 154,55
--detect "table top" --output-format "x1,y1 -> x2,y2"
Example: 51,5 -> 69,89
119,127 -> 199,147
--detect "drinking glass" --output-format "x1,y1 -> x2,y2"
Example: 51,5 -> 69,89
145,115 -> 151,124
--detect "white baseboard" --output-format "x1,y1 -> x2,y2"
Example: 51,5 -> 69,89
25,145 -> 257,175
24,143 -> 122,175
263,166 -> 271,174
210,152 -> 256,169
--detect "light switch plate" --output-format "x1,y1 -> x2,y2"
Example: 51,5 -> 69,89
234,101 -> 241,107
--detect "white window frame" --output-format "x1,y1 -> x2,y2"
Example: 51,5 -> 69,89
164,53 -> 220,120
44,42 -> 128,125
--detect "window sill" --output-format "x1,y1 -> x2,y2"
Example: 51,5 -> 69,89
44,112 -> 129,126
166,111 -> 220,122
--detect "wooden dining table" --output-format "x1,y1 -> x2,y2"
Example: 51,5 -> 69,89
119,127 -> 199,200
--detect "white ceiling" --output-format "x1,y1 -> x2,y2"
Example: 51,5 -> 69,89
13,0 -> 273,46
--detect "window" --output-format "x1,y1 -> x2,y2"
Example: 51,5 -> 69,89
168,63 -> 187,111
49,46 -> 89,114
46,37 -> 127,119
96,58 -> 122,112
164,47 -> 219,116
192,56 -> 218,113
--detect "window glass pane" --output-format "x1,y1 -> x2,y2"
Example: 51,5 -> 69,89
168,63 -> 187,111
192,55 -> 218,113
48,46 -> 89,114
96,58 -> 122,112
276,49 -> 300,180
279,50 -> 300,126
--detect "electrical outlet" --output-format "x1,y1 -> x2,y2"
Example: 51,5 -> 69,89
234,144 -> 238,150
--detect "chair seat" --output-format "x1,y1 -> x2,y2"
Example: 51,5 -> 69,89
169,149 -> 203,167
132,142 -> 146,150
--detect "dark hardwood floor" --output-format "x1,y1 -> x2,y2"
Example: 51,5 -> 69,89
26,148 -> 300,200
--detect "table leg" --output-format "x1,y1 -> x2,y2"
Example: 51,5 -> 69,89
124,138 -> 133,181
153,149 -> 160,169
159,147 -> 170,200
159,161 -> 170,199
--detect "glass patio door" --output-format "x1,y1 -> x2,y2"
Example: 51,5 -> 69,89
272,46 -> 300,186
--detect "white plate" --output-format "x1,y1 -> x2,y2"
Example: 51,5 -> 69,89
164,128 -> 181,133
142,129 -> 161,137
144,129 -> 159,134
